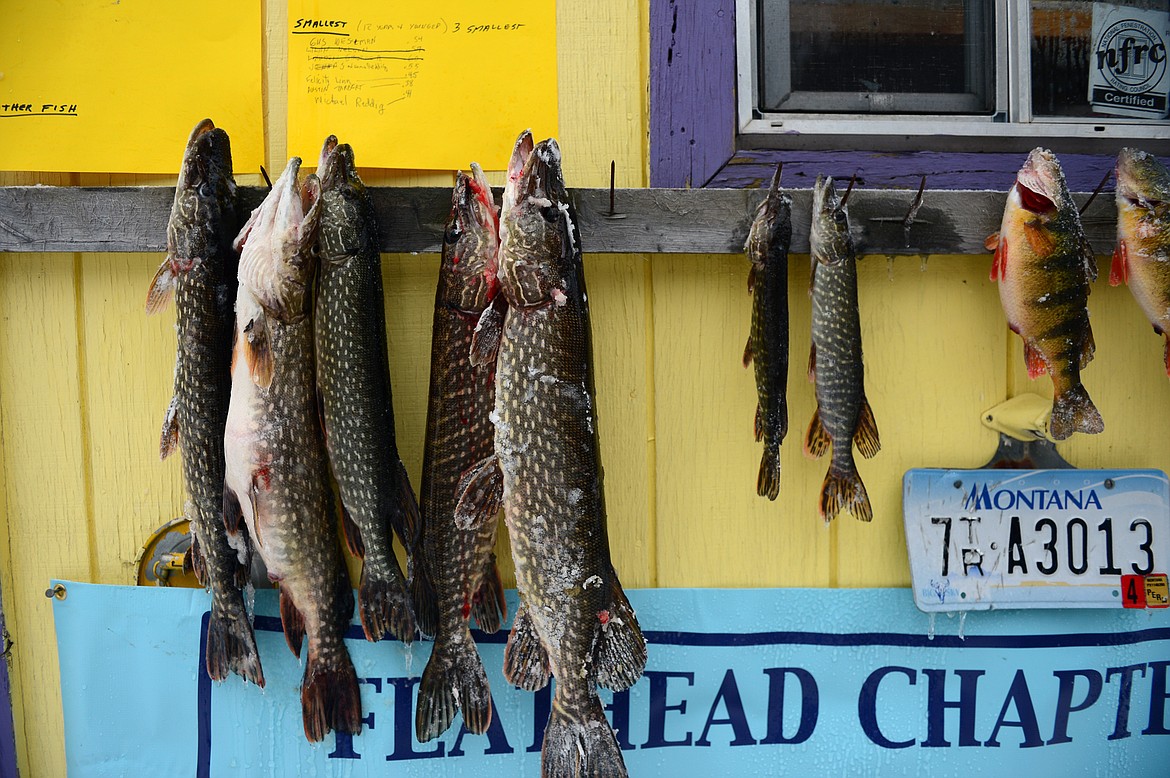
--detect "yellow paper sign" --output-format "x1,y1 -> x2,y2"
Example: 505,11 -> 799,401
0,1 -> 262,175
288,1 -> 557,171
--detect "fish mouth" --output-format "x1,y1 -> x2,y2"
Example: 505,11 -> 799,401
178,118 -> 232,192
1115,147 -> 1169,205
517,138 -> 565,205
1015,148 -> 1061,213
317,135 -> 339,181
503,129 -> 535,213
319,142 -> 357,192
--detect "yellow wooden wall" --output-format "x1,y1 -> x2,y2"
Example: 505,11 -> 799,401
3,2 -> 1170,775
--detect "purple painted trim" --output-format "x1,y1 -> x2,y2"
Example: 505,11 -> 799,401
707,150 -> 1119,193
0,601 -> 16,778
649,0 -> 738,188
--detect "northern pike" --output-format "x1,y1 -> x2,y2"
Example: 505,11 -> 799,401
743,164 -> 791,500
805,175 -> 880,523
988,148 -> 1102,440
315,136 -> 417,644
1113,148 -> 1170,375
146,119 -> 263,687
224,158 -> 362,742
413,164 -> 507,742
468,132 -> 646,777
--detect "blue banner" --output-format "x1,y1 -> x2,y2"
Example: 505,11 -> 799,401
52,582 -> 1170,776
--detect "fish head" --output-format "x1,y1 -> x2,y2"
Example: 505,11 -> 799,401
1116,148 -> 1170,210
745,164 -> 792,262
169,119 -> 236,254
440,163 -> 501,311
234,157 -> 322,319
1013,148 -> 1073,217
810,175 -> 854,265
317,140 -> 377,262
498,137 -> 579,308
502,129 -> 535,216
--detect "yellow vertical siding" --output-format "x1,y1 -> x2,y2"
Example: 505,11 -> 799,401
3,3 -> 1170,777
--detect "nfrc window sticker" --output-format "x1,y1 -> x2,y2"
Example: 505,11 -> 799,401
1089,2 -> 1170,119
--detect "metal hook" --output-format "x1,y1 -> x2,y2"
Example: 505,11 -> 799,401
260,165 -> 273,191
604,159 -> 627,220
839,171 -> 858,208
1079,166 -> 1114,216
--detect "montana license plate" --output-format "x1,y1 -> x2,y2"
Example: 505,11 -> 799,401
903,469 -> 1170,611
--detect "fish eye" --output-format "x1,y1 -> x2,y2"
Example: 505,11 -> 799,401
540,205 -> 560,224
199,181 -> 214,197
444,223 -> 462,244
833,209 -> 847,223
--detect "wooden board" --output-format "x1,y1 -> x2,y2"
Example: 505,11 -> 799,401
0,185 -> 1123,257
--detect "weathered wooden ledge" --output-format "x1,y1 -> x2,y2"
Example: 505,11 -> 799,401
0,186 -> 1119,256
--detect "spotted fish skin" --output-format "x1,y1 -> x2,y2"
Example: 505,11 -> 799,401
413,165 -> 506,743
145,119 -> 263,687
743,165 -> 791,501
805,175 -> 880,523
990,148 -> 1101,440
224,158 -> 362,743
314,139 -> 417,644
477,133 -> 646,778
1113,148 -> 1170,376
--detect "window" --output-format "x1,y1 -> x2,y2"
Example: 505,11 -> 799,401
738,0 -> 1170,151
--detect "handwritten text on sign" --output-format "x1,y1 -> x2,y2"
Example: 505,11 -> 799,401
287,2 -> 558,171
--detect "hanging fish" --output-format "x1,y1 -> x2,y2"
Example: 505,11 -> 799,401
314,136 -> 417,644
805,174 -> 880,523
987,148 -> 1102,440
224,158 -> 362,742
1113,148 -> 1170,375
466,131 -> 647,777
743,164 -> 791,500
413,164 -> 506,742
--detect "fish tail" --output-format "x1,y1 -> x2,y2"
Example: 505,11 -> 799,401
756,445 -> 780,500
542,695 -> 628,778
206,595 -> 265,688
358,561 -> 415,644
300,648 -> 363,743
1050,383 -> 1103,440
470,554 -> 507,634
819,459 -> 872,523
415,633 -> 493,742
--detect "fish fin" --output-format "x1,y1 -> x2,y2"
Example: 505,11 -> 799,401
747,263 -> 758,292
300,651 -> 362,742
279,586 -> 307,658
470,295 -> 507,368
242,314 -> 274,389
803,404 -> 830,459
410,555 -> 440,640
595,573 -> 647,691
1024,341 -> 1049,379
1023,221 -> 1057,258
158,395 -> 180,460
187,531 -> 206,585
983,231 -> 1000,252
1081,235 -> 1098,284
454,455 -> 503,531
145,257 -> 177,314
1049,384 -> 1103,440
416,637 -> 493,742
223,485 -> 244,535
471,553 -> 507,634
394,459 -> 421,550
757,447 -> 781,500
743,336 -> 754,368
358,561 -> 415,644
820,462 -> 872,523
1080,328 -> 1096,371
754,404 -> 764,442
988,234 -> 1005,281
541,695 -> 628,778
340,504 -> 365,558
503,602 -> 550,691
1110,240 -> 1128,286
206,594 -> 265,688
807,342 -> 816,382
854,395 -> 881,459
